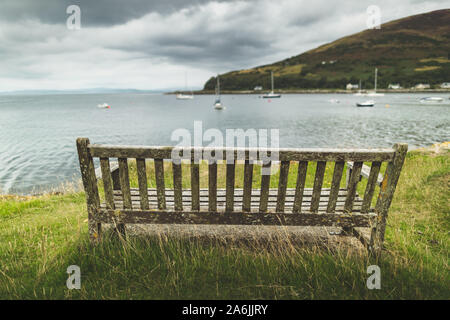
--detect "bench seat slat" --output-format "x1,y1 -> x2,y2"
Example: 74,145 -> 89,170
105,203 -> 367,213
112,194 -> 360,201
111,196 -> 363,205
113,188 -> 356,196
105,188 -> 367,215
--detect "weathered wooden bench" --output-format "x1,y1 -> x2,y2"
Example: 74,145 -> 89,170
77,138 -> 407,255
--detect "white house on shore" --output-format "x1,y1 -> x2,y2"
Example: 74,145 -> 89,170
254,86 -> 263,91
414,83 -> 430,89
440,82 -> 450,89
346,83 -> 359,90
388,83 -> 402,89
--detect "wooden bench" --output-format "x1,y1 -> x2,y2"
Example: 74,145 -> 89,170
76,138 -> 407,255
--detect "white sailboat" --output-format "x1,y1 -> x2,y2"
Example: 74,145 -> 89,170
356,100 -> 375,107
367,68 -> 384,97
214,75 -> 224,110
176,93 -> 194,100
262,71 -> 281,98
97,103 -> 110,109
419,97 -> 444,104
176,72 -> 194,100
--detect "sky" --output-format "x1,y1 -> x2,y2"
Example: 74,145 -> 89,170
0,0 -> 448,91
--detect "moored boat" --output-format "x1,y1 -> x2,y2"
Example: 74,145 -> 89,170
176,93 -> 194,100
176,72 -> 194,100
419,97 -> 444,103
356,100 -> 375,107
214,75 -> 224,110
262,71 -> 281,98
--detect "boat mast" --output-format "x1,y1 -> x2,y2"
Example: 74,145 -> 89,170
217,75 -> 220,96
271,71 -> 274,92
374,68 -> 378,92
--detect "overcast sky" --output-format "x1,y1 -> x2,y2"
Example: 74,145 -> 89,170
0,0 -> 448,91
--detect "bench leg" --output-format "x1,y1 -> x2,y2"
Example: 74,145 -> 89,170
114,223 -> 126,239
89,219 -> 102,243
369,218 -> 386,257
341,226 -> 354,236
368,143 -> 408,258
342,226 -> 374,254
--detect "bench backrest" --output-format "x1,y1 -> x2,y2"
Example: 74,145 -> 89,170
77,138 -> 407,217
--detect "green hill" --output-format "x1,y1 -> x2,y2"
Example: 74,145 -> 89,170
203,9 -> 450,91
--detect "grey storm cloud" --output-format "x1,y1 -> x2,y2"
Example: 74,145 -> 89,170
0,0 -> 448,91
110,27 -> 272,68
0,0 -> 244,25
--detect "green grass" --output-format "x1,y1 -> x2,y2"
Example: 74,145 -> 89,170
0,150 -> 448,299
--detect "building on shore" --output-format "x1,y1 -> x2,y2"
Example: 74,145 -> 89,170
254,86 -> 263,91
346,83 -> 359,90
414,83 -> 430,89
388,83 -> 402,89
440,82 -> 450,89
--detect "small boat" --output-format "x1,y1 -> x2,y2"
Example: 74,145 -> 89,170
176,93 -> 194,100
263,92 -> 281,99
214,75 -> 224,110
420,97 -> 444,103
214,97 -> 223,110
328,99 -> 340,103
356,100 -> 375,107
97,103 -> 110,109
262,71 -> 281,98
176,72 -> 194,100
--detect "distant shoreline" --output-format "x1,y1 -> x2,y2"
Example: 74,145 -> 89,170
167,88 -> 450,95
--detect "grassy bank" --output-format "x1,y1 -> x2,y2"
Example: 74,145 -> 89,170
0,149 -> 448,299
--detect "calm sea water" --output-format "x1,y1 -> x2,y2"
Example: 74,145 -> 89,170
0,93 -> 449,194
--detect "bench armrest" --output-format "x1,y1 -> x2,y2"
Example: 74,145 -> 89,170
347,161 -> 383,187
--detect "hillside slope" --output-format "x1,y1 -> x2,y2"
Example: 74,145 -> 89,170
204,9 -> 450,91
